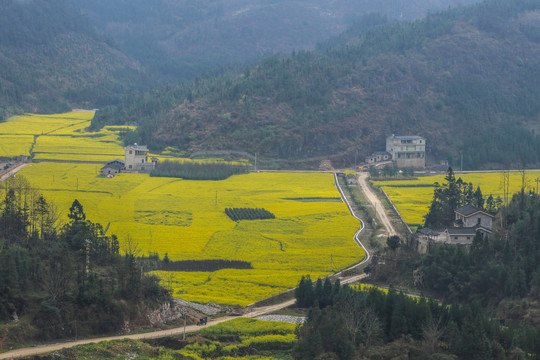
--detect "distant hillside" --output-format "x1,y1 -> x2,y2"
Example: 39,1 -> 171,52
72,0 -> 480,81
0,0 -> 147,120
92,0 -> 540,170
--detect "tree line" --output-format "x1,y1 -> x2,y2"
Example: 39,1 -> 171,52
0,175 -> 169,341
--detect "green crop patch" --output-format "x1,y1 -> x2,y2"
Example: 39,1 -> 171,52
225,207 -> 276,221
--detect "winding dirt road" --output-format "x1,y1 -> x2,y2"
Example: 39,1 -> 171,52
356,172 -> 397,236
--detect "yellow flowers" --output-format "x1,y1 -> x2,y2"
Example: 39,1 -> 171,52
0,112 -> 365,305
20,164 -> 364,305
373,171 -> 540,226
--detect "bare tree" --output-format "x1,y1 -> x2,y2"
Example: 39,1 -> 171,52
421,316 -> 446,355
123,234 -> 141,257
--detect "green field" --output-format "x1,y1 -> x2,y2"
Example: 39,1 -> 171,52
373,171 -> 540,226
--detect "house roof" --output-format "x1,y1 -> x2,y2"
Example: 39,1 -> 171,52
446,227 -> 477,235
125,143 -> 149,151
107,159 -> 125,165
455,204 -> 493,218
417,228 -> 440,236
101,162 -> 124,171
389,135 -> 424,140
373,151 -> 390,155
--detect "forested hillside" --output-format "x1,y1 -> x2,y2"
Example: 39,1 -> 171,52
0,0 -> 147,120
72,0 -> 479,82
92,0 -> 540,169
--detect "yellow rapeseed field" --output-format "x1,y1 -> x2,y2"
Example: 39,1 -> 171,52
20,164 -> 364,305
1,112 -> 364,305
373,171 -> 540,226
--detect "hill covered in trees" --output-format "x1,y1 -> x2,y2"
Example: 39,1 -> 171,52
0,0 -> 148,120
92,0 -> 540,169
71,0 -> 479,82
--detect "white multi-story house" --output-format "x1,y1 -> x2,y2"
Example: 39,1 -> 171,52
386,135 -> 426,168
124,143 -> 157,173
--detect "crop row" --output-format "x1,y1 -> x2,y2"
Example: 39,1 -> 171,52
225,207 -> 276,221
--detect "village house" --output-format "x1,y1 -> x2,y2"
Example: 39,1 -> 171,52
100,159 -> 125,176
386,135 -> 426,168
123,143 -> 158,173
414,204 -> 494,253
100,144 -> 158,176
365,151 -> 391,165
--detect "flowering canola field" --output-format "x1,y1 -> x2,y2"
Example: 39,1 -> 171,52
373,171 -> 540,226
2,112 -> 364,305
19,163 -> 363,305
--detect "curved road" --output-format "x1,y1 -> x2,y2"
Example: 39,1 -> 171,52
0,171 -> 372,359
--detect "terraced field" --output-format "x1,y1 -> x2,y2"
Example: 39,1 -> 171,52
373,171 -> 540,227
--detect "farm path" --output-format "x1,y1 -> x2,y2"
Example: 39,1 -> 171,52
0,275 -> 369,359
0,162 -> 29,183
356,172 -> 397,237
0,171 -> 370,359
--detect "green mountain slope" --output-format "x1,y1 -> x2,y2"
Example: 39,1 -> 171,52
92,0 -> 540,169
72,0 -> 480,81
0,0 -> 147,119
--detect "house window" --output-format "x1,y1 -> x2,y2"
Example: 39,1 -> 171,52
129,150 -> 132,154
467,237 -> 470,240
454,236 -> 458,240
129,165 -> 132,169
477,217 -> 481,225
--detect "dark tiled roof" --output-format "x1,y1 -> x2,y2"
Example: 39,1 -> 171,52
446,227 -> 477,235
102,163 -> 124,170
107,159 -> 125,165
125,144 -> 149,151
417,228 -> 440,236
455,204 -> 494,218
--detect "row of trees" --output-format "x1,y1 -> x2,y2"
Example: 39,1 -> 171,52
0,175 -> 169,340
151,160 -> 248,180
225,207 -> 275,222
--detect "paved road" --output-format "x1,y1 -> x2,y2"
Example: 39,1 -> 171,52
356,172 -> 397,236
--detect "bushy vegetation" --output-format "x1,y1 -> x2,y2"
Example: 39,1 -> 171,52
160,259 -> 253,272
0,175 -> 170,342
151,160 -> 249,180
225,207 -> 276,221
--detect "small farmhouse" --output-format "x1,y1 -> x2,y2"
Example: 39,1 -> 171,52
414,204 -> 494,253
100,144 -> 158,176
365,151 -> 391,164
100,159 -> 125,176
